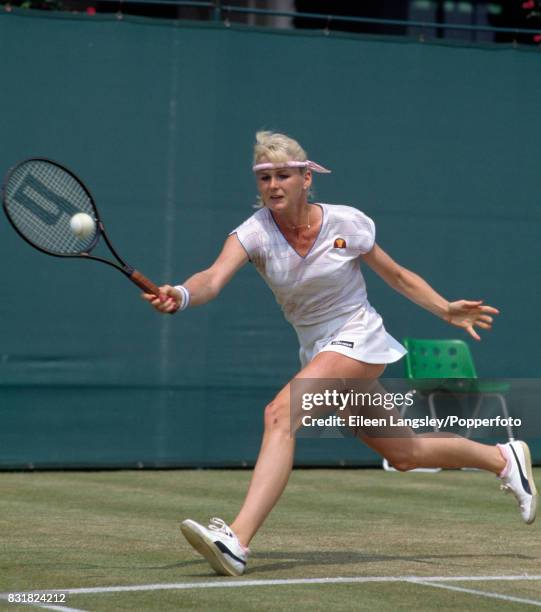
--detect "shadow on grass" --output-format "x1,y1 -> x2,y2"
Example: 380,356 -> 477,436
148,550 -> 538,577
4,551 -> 536,579
247,550 -> 537,573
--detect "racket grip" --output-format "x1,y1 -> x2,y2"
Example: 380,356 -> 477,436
130,270 -> 160,296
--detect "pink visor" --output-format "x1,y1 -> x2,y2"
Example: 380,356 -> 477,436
252,160 -> 331,174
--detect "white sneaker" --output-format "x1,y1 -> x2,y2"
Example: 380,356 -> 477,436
498,441 -> 538,524
180,518 -> 249,576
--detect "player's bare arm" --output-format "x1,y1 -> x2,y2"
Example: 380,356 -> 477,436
362,243 -> 499,341
142,234 -> 248,313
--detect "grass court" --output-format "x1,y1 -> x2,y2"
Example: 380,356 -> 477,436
1,468 -> 540,610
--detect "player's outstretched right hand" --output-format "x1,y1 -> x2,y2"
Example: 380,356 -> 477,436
141,284 -> 182,314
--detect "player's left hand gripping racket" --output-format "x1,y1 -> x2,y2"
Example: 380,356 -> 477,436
2,158 -> 160,296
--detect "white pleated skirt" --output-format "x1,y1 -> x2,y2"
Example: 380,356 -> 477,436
295,304 -> 407,368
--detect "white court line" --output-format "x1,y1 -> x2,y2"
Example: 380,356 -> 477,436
2,574 -> 540,597
412,579 -> 541,607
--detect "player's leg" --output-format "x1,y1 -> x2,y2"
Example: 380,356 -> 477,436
348,380 -> 506,473
180,351 -> 383,575
351,382 -> 536,523
360,432 -> 536,524
362,431 -> 505,471
229,352 -> 384,547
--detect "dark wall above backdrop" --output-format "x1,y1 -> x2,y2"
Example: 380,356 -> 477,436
0,12 -> 539,468
1,1 -> 541,45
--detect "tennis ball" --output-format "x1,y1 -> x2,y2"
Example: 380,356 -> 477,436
70,213 -> 95,239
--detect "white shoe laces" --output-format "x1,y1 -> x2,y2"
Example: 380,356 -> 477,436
208,517 -> 249,556
208,517 -> 232,536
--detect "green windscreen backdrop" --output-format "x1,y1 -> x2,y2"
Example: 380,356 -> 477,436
0,12 -> 539,468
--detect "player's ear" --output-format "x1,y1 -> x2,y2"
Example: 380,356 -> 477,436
303,169 -> 312,190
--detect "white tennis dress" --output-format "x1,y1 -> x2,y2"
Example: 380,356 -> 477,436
231,203 -> 406,368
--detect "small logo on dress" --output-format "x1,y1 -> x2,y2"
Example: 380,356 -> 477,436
334,238 -> 347,248
331,340 -> 354,348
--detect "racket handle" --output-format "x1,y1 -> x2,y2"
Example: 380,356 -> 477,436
130,270 -> 160,296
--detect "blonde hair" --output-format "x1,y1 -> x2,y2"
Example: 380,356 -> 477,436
253,131 -> 308,166
253,131 -> 314,207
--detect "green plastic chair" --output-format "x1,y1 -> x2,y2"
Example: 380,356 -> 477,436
404,338 -> 476,379
402,337 -> 513,440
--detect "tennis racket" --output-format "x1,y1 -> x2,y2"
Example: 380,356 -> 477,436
2,158 -> 160,296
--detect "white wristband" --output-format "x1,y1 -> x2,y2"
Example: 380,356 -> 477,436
173,285 -> 191,311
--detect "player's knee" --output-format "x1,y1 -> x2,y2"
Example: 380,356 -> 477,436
384,440 -> 420,472
391,459 -> 417,472
263,399 -> 291,436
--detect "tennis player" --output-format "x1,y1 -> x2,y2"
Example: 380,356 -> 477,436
143,131 -> 537,576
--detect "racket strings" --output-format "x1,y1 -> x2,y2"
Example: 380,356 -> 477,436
4,160 -> 97,255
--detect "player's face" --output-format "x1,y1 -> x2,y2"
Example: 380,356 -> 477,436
256,167 -> 311,210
